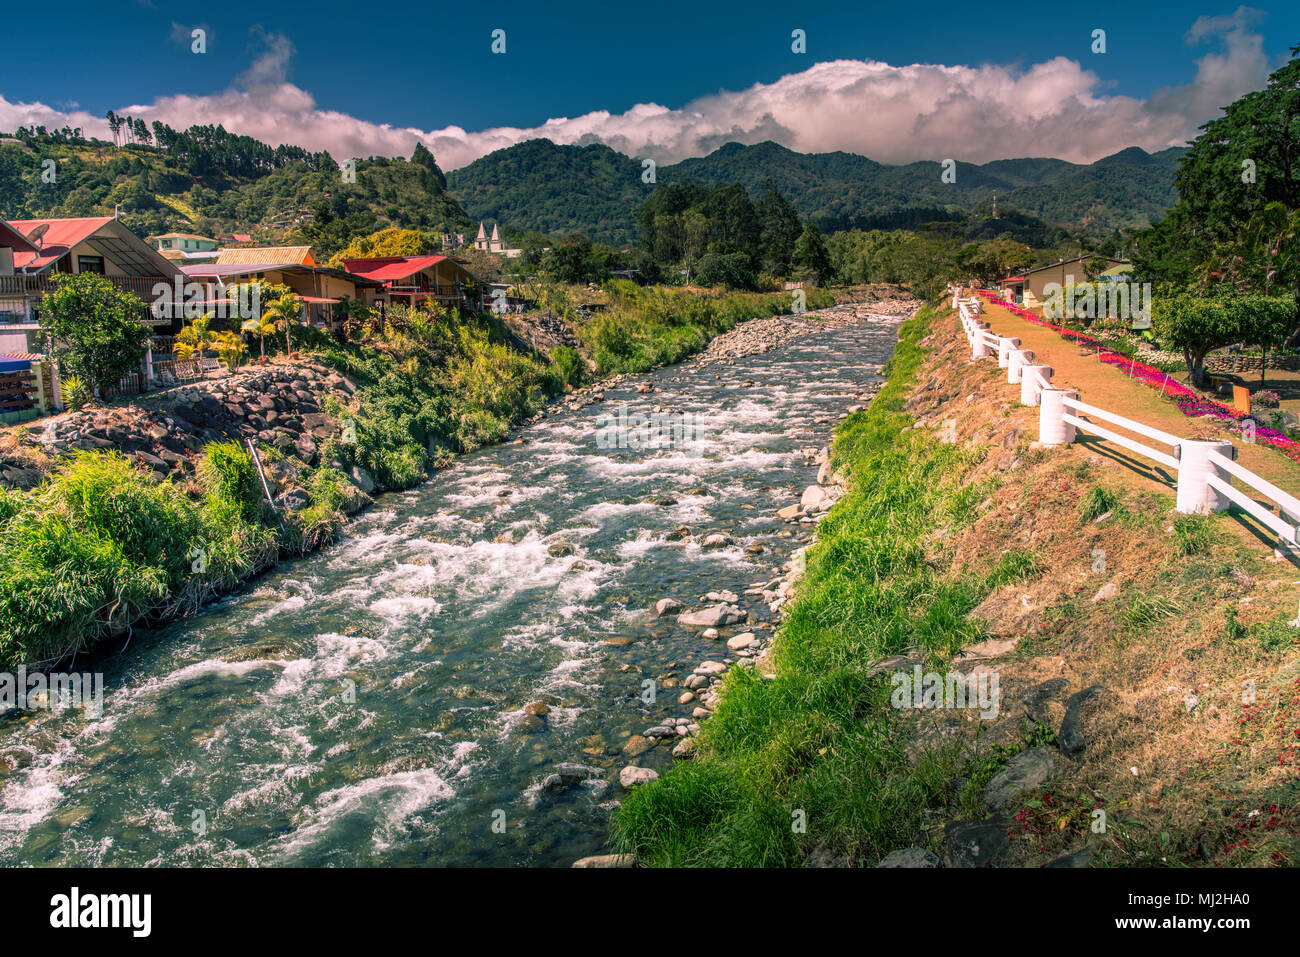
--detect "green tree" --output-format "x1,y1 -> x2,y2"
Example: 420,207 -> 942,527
262,291 -> 304,355
39,273 -> 151,394
1134,45 -> 1300,288
1152,292 -> 1294,387
792,224 -> 833,285
755,178 -> 802,274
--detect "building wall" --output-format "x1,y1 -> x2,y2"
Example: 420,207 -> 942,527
0,248 -> 13,275
1023,259 -> 1124,308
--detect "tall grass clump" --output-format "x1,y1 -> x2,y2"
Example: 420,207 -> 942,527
0,448 -> 278,667
582,281 -> 835,375
1078,484 -> 1121,523
613,301 -> 1015,866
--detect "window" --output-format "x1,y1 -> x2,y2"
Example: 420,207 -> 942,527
77,255 -> 105,274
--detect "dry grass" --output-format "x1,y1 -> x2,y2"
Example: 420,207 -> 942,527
0,426 -> 52,473
904,313 -> 1300,867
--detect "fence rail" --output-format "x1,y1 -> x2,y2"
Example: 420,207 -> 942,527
0,370 -> 37,413
953,291 -> 1300,549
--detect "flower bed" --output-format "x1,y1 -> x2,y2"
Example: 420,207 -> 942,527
971,290 -> 1300,465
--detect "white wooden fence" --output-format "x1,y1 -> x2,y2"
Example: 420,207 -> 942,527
953,294 -> 1300,547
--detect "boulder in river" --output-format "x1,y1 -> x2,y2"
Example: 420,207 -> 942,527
619,766 -> 659,788
801,485 -> 831,511
349,465 -> 376,493
677,604 -> 747,628
653,598 -> 683,618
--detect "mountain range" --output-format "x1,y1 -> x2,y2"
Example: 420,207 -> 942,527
447,139 -> 1186,244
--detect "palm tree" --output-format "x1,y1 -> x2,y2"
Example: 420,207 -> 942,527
240,313 -> 277,362
261,293 -> 304,356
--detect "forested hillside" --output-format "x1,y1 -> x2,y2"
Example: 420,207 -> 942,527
448,138 -> 1186,242
0,123 -> 471,257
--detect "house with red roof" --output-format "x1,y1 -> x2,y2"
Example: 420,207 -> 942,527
0,215 -> 184,355
180,257 -> 383,331
339,255 -> 484,310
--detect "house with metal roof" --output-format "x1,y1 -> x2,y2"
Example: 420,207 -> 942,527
340,255 -> 485,310
0,216 -> 185,355
152,232 -> 220,263
215,245 -> 315,267
179,259 -> 382,331
999,255 -> 1129,309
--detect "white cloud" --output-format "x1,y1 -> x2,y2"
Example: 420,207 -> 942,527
0,10 -> 1274,171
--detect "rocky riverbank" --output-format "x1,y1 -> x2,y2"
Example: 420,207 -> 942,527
576,303 -> 905,867
611,299 -> 1300,869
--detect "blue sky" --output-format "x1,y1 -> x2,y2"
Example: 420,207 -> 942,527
1,1 -> 1295,168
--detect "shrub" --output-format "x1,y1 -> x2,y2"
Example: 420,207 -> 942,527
39,273 -> 152,393
197,440 -> 264,523
551,345 -> 587,388
1079,485 -> 1121,523
60,374 -> 89,412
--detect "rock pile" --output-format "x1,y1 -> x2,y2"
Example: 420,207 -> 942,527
0,362 -> 357,489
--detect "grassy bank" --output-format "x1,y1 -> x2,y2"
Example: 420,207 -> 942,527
611,302 -> 1039,865
614,299 -> 1300,868
0,284 -> 834,670
579,281 -> 835,375
0,443 -> 283,667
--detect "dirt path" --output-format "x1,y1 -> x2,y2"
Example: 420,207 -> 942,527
976,298 -> 1300,493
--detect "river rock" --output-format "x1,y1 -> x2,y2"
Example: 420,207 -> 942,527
542,763 -> 603,793
349,465 -> 376,493
677,604 -> 746,628
800,485 -> 831,510
654,598 -> 683,618
693,660 -> 728,677
726,632 -> 756,650
777,504 -> 804,521
274,489 -> 311,512
619,766 -> 659,788
572,854 -> 634,868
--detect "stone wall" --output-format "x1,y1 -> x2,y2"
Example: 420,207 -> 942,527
0,361 -> 358,490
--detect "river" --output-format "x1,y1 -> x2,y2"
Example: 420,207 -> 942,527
0,307 -> 903,866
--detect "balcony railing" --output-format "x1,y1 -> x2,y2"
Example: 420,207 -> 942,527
0,274 -> 174,300
385,284 -> 463,299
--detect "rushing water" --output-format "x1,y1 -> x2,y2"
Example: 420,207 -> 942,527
0,312 -> 902,866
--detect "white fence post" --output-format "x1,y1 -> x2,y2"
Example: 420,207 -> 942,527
997,337 -> 1020,369
1020,365 -> 1052,407
1175,439 -> 1234,514
1007,348 -> 1033,384
972,325 -> 991,359
1038,388 -> 1077,445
